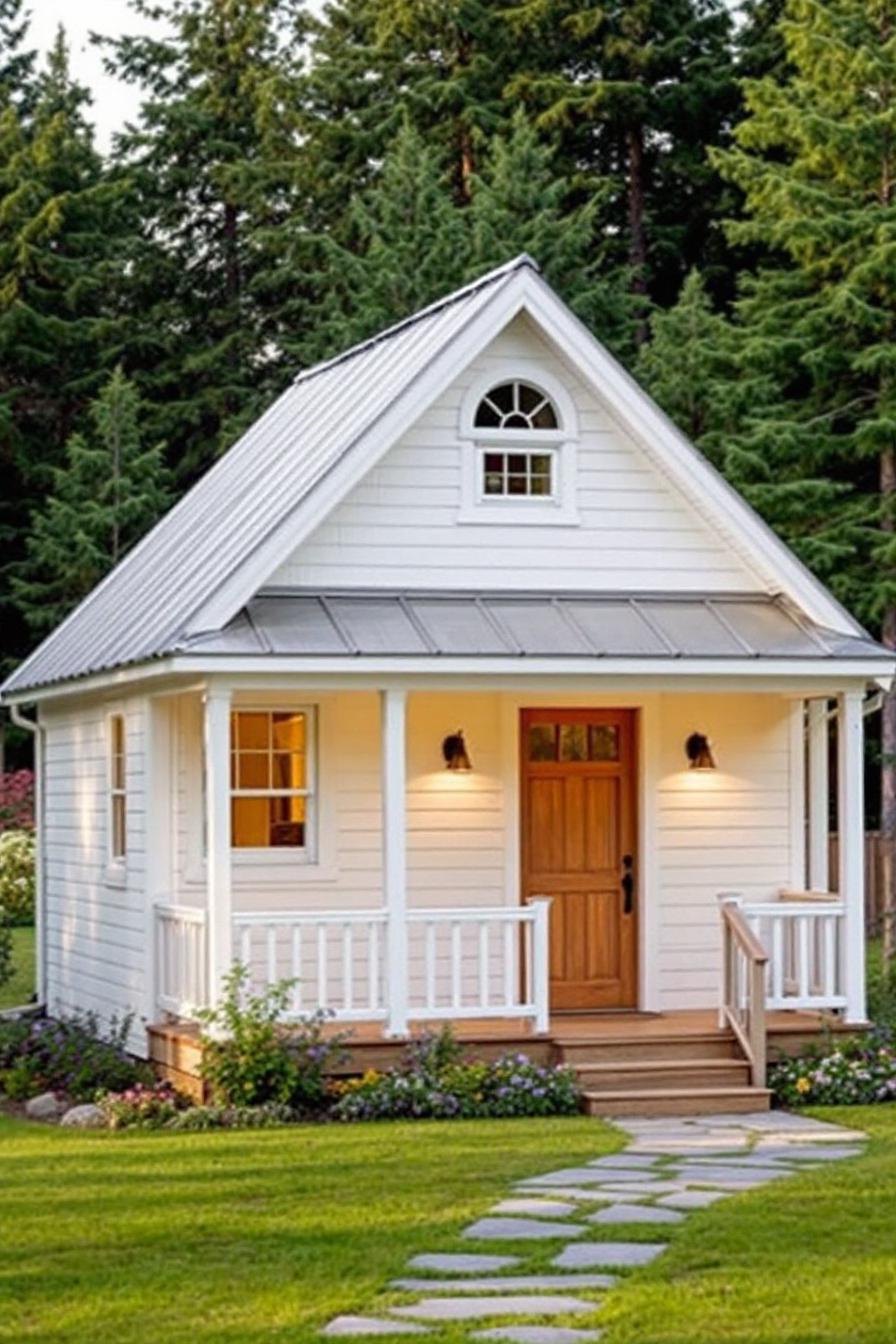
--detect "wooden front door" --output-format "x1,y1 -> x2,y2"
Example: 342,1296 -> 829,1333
521,709 -> 637,1010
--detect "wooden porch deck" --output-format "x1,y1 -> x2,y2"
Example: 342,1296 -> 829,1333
148,1008 -> 856,1109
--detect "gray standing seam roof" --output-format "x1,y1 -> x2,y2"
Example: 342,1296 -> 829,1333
1,258 -> 533,696
179,591 -> 891,662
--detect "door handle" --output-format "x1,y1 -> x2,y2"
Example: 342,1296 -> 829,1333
621,854 -> 634,914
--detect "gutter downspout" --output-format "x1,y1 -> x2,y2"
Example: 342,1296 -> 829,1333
10,705 -> 45,1008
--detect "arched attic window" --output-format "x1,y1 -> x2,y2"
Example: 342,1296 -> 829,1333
474,380 -> 559,432
458,370 -> 578,525
474,381 -> 560,500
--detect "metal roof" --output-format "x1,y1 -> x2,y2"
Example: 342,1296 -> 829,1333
179,591 -> 891,662
1,257 -> 533,697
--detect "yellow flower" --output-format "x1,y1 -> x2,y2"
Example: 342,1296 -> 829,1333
795,1076 -> 812,1094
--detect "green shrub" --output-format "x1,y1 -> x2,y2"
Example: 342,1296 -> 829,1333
867,939 -> 896,1029
331,1028 -> 581,1122
166,1101 -> 296,1131
0,831 -> 35,924
198,964 -> 348,1112
0,907 -> 11,989
769,1027 -> 896,1106
0,1010 -> 153,1101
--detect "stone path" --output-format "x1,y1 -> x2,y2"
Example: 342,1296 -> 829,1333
321,1111 -> 866,1339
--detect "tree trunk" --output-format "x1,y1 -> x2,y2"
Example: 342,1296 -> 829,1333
626,122 -> 649,344
880,446 -> 896,966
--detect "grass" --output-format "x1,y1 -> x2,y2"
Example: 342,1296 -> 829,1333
0,1113 -> 619,1344
0,924 -> 34,1009
1,1096 -> 895,1343
600,1104 -> 896,1344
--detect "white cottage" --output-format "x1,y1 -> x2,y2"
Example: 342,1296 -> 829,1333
3,257 -> 892,1113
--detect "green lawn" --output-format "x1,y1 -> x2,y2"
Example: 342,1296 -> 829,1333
0,1106 -> 894,1344
0,1114 -> 620,1344
0,924 -> 34,1009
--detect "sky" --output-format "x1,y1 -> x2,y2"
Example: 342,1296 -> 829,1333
27,0 -> 162,148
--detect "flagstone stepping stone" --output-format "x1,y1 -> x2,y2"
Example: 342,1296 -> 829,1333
553,1242 -> 667,1270
593,1180 -> 684,1197
492,1199 -> 577,1217
391,1296 -> 596,1322
524,1167 -> 653,1186
390,1275 -> 617,1294
658,1190 -> 731,1210
752,1144 -> 863,1162
514,1187 -> 617,1203
473,1328 -> 604,1343
588,1204 -> 685,1226
586,1155 -> 658,1170
408,1254 -> 520,1274
464,1218 -> 585,1242
672,1166 -> 786,1188
322,1317 -> 431,1336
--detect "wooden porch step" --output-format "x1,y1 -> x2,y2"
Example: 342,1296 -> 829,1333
582,1085 -> 772,1118
572,1057 -> 752,1092
556,1031 -> 742,1064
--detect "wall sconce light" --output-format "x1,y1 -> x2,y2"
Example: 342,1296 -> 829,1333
442,729 -> 472,771
685,731 -> 716,770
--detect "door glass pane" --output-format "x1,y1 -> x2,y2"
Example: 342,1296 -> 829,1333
559,723 -> 588,761
527,723 -> 557,761
589,724 -> 619,761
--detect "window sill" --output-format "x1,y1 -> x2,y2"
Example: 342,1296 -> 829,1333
189,857 -> 341,884
103,865 -> 127,890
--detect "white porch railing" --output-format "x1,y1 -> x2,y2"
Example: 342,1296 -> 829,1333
155,900 -> 551,1034
740,895 -> 847,1011
155,904 -> 208,1017
406,903 -> 551,1031
232,910 -> 388,1023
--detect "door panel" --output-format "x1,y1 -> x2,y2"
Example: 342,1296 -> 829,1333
521,708 -> 637,1010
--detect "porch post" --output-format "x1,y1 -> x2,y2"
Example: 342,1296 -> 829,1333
204,684 -> 232,1009
381,688 -> 408,1038
837,689 -> 866,1022
807,698 -> 830,891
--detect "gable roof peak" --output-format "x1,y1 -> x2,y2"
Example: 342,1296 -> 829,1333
293,254 -> 540,389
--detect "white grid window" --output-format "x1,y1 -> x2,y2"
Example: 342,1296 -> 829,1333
474,380 -> 558,431
482,450 -> 554,498
230,709 -> 314,851
109,714 -> 126,860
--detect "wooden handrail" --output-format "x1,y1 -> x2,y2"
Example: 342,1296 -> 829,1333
718,897 -> 768,1089
778,888 -> 841,904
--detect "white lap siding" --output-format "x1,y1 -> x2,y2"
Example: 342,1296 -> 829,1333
269,314 -> 762,595
41,696 -> 148,1052
655,692 -> 793,1011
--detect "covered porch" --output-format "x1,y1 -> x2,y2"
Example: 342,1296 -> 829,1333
148,673 -> 869,1082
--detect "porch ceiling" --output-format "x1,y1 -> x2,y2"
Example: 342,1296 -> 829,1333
180,590 -> 890,662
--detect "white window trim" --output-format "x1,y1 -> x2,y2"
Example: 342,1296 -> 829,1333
230,704 -> 319,865
104,708 -> 127,886
457,365 -> 580,526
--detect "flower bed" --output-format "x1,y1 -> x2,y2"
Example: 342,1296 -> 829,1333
331,1032 -> 581,1122
769,1028 -> 896,1107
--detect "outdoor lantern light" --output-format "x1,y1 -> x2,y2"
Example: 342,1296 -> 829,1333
442,729 -> 472,771
685,731 -> 716,770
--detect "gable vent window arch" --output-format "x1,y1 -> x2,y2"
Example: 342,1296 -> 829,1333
458,364 -> 580,526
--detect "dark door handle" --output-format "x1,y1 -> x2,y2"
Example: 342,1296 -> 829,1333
621,871 -> 634,913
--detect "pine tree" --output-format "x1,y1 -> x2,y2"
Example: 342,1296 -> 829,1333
14,368 -> 170,635
0,0 -> 34,109
468,110 -> 635,355
0,31 -> 134,676
504,0 -> 739,319
712,0 -> 896,953
301,119 -> 468,360
635,270 -> 735,447
302,0 -> 527,229
103,0 -> 311,478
